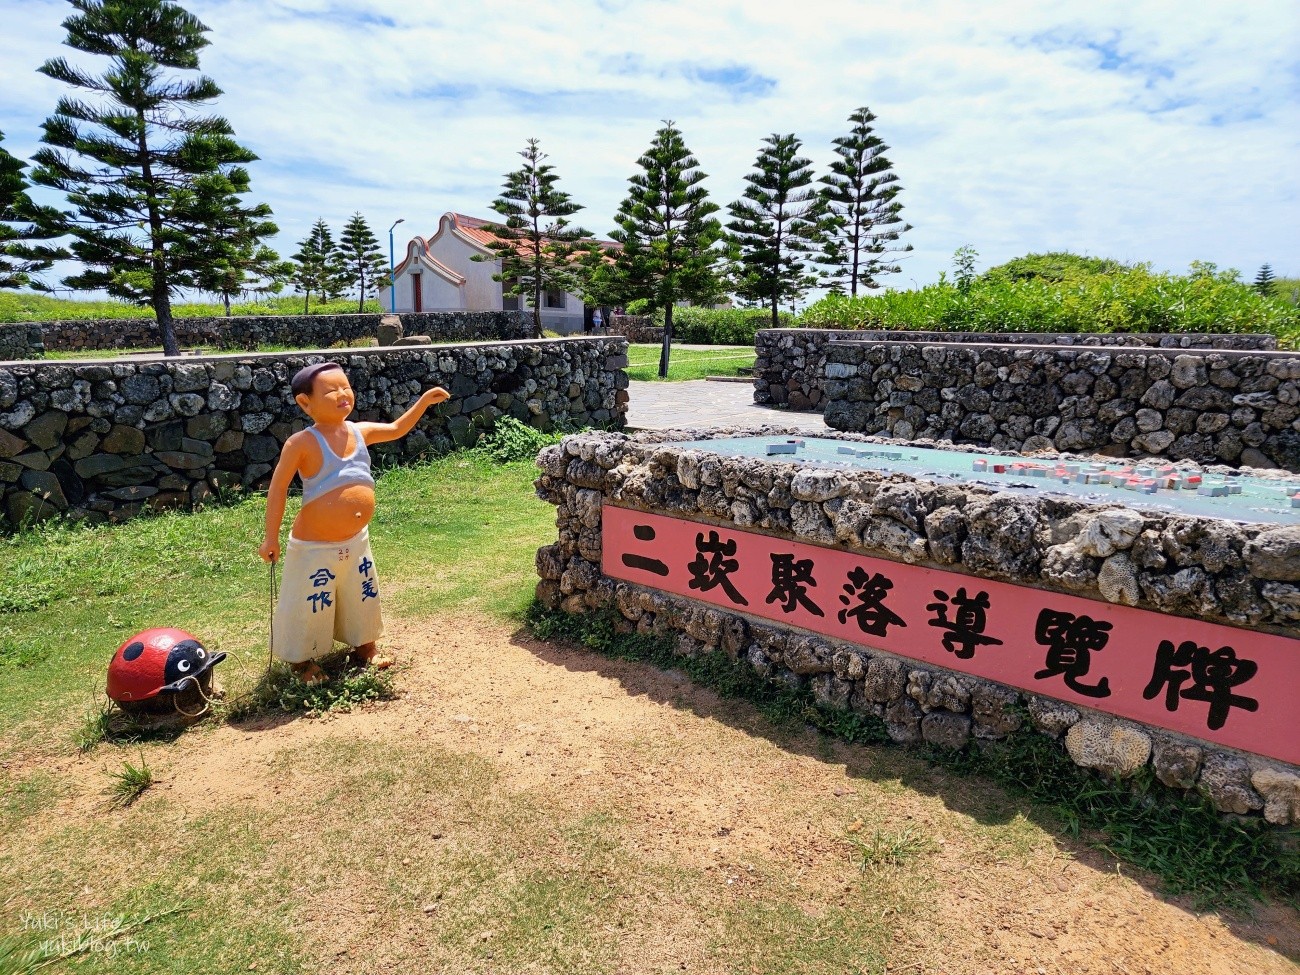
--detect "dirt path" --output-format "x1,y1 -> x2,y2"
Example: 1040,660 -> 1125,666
11,613 -> 1299,974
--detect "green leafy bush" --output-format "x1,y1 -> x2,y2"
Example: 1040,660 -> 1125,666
983,251 -> 1129,283
670,306 -> 796,346
476,415 -> 565,463
800,261 -> 1298,344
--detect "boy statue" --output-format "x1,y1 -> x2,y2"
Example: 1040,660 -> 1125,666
259,362 -> 449,684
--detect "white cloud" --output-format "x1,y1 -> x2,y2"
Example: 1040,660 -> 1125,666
2,0 -> 1297,300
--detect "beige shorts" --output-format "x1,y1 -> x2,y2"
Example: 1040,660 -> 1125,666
272,529 -> 384,663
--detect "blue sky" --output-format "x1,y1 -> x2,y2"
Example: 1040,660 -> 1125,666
1,0 -> 1297,301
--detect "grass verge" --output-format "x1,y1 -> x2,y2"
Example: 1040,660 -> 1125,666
527,603 -> 1300,910
626,343 -> 756,382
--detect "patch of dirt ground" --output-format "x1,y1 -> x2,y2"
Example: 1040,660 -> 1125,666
9,613 -> 1299,974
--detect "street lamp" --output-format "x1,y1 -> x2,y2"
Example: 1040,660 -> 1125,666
388,218 -> 405,313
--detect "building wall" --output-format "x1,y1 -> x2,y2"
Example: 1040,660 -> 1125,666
380,219 -> 589,334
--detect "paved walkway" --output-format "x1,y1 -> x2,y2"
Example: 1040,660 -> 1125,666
625,379 -> 829,432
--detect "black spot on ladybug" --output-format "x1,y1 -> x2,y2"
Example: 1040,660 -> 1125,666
122,641 -> 145,661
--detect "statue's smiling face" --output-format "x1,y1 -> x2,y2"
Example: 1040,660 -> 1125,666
299,367 -> 354,421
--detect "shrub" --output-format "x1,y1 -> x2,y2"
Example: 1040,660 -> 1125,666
983,251 -> 1129,283
671,306 -> 796,346
799,261 -> 1299,340
476,415 -> 565,463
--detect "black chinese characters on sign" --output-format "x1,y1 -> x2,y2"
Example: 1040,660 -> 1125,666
622,524 -> 670,577
766,553 -> 825,617
687,530 -> 749,606
927,588 -> 1003,659
1142,640 -> 1259,731
1033,608 -> 1113,699
837,567 -> 906,637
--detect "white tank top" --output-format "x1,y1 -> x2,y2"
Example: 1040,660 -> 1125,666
300,422 -> 375,504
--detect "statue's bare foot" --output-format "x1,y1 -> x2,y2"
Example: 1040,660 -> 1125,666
291,660 -> 328,686
349,642 -> 393,670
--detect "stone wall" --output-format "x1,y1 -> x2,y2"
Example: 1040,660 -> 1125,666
0,323 -> 43,360
822,341 -> 1300,473
608,315 -> 664,344
0,337 -> 628,527
30,310 -> 536,354
534,427 -> 1300,825
755,328 -> 1280,412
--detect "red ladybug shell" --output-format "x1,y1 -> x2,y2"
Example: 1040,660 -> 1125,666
106,628 -> 222,702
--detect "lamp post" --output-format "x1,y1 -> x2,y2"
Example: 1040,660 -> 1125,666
388,218 -> 405,313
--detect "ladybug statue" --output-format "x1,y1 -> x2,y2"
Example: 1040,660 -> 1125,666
107,628 -> 227,716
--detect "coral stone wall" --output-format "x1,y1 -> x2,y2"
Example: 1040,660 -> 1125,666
608,315 -> 664,344
822,341 -> 1300,473
30,310 -> 536,354
534,428 -> 1300,825
1,337 -> 628,527
755,328 -> 1280,412
0,323 -> 43,360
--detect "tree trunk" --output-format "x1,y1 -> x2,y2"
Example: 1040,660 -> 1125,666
659,304 -> 673,379
357,266 -> 365,313
770,289 -> 780,330
534,282 -> 543,339
303,292 -> 309,315
156,288 -> 179,357
223,293 -> 232,317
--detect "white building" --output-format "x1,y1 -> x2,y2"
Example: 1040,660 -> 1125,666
377,212 -> 596,334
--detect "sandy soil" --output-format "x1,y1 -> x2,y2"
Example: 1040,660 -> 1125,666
14,614 -> 1300,974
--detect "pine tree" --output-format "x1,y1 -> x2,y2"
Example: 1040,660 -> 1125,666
29,0 -> 270,355
188,170 -> 288,315
820,107 -> 912,296
0,131 -> 66,289
339,213 -> 388,313
727,133 -> 825,328
290,219 -> 345,314
480,139 -> 590,339
1254,263 -> 1276,298
610,121 -> 723,378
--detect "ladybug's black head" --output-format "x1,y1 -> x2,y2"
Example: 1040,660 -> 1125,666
160,640 -> 227,693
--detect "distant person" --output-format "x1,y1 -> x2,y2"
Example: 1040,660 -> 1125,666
592,308 -> 604,333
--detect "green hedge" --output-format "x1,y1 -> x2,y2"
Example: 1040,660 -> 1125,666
667,306 -> 796,346
799,262 -> 1299,348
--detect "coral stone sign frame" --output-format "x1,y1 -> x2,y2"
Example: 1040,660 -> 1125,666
602,504 -> 1300,765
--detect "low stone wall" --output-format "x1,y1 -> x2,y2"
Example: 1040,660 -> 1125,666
755,328 -> 1280,412
0,337 -> 628,527
0,323 -> 43,360
30,310 -> 536,354
534,428 -> 1300,825
822,341 -> 1300,472
608,315 -> 664,344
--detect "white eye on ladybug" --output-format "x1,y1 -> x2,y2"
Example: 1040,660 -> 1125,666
177,659 -> 191,673
195,648 -> 206,660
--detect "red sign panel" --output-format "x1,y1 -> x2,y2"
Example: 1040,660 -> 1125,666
602,504 -> 1300,765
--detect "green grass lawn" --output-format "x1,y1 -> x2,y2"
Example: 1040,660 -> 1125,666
0,292 -> 382,323
0,453 -> 551,747
626,343 -> 755,382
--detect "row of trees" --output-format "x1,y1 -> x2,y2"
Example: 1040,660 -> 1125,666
290,215 -> 388,314
0,0 -> 391,352
479,110 -> 912,374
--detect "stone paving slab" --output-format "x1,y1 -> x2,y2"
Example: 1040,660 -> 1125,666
625,379 -> 827,432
